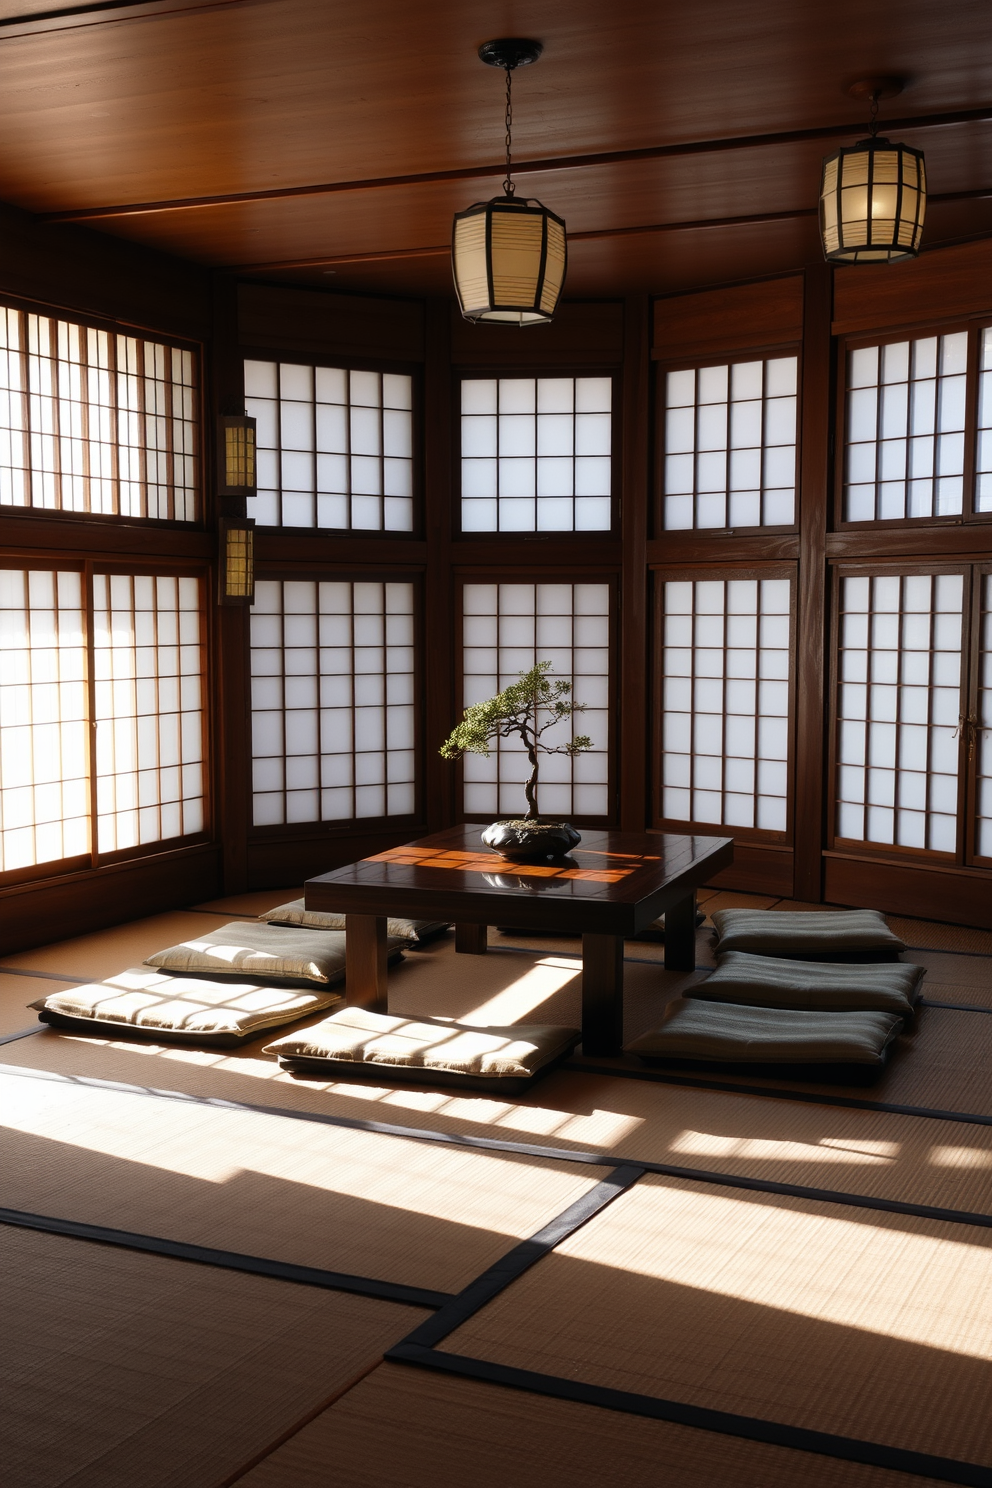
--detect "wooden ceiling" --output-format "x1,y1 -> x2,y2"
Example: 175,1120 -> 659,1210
2,0 -> 992,300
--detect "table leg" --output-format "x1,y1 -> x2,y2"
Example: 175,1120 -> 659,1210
664,891 -> 697,972
581,933 -> 624,1056
455,922 -> 488,955
345,914 -> 388,1011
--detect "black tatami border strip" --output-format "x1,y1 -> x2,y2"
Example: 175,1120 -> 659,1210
4,1061 -> 992,1230
0,1205 -> 452,1310
0,1027 -> 44,1046
0,965 -> 89,983
922,997 -> 992,1015
387,1344 -> 992,1488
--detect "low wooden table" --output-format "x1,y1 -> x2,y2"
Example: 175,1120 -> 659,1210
305,825 -> 733,1057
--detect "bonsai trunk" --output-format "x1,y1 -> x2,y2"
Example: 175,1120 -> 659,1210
524,742 -> 540,819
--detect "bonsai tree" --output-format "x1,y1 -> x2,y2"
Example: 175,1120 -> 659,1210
440,661 -> 592,821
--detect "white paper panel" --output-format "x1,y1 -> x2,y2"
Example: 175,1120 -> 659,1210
662,357 -> 797,531
0,308 -> 197,520
835,572 -> 963,852
245,360 -> 414,532
461,377 -> 612,533
251,579 -> 416,825
461,582 -> 610,819
844,332 -> 967,522
660,577 -> 792,831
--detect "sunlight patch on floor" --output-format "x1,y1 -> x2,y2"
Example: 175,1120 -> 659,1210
456,956 -> 581,1025
930,1145 -> 992,1168
669,1129 -> 899,1165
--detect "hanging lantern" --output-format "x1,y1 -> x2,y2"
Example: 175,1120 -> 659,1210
819,79 -> 926,264
452,39 -> 567,325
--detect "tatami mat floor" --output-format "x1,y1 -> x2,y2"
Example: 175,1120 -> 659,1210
2,884 -> 991,1486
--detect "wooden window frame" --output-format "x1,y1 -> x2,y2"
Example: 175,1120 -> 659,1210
0,555 -> 212,890
247,564 -> 425,843
242,346 -> 424,541
454,366 -> 621,542
650,561 -> 797,848
652,343 -> 802,541
454,567 -> 619,827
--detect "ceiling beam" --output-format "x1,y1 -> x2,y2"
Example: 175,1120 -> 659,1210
0,0 -> 253,41
40,104 -> 992,224
229,188 -> 992,274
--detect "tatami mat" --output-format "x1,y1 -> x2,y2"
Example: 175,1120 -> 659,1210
0,1069 -> 606,1294
235,1362 -> 946,1488
0,1224 -> 421,1488
0,974 -> 78,1037
446,1173 -> 992,1469
888,918 -> 992,956
0,911 -> 260,981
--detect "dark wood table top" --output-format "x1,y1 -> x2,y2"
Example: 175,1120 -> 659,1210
306,825 -> 733,935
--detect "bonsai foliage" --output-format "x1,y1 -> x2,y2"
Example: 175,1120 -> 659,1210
440,662 -> 592,820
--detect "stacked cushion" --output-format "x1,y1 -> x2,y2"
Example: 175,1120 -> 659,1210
37,967 -> 341,1047
265,1006 -> 581,1092
143,921 -> 404,987
626,998 -> 902,1083
690,950 -> 923,1022
260,899 -> 450,944
711,908 -> 905,962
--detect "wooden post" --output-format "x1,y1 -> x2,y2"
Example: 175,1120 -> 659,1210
619,295 -> 651,830
455,922 -> 488,954
663,890 -> 696,971
346,914 -> 389,1011
581,932 -> 625,1055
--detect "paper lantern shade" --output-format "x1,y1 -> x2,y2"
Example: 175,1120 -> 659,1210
452,196 -> 567,325
820,137 -> 926,264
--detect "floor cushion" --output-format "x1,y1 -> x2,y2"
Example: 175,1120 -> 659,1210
690,951 -> 923,1022
710,908 -> 906,961
144,921 -> 405,986
36,967 -> 342,1047
264,1006 -> 581,1092
625,998 -> 903,1084
259,899 -> 450,944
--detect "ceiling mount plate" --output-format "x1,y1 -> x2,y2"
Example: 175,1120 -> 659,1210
479,38 -> 543,70
846,76 -> 905,102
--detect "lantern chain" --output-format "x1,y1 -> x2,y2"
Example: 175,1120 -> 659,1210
868,89 -> 879,138
503,64 -> 515,197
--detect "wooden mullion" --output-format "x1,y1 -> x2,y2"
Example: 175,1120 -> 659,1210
964,323 -> 981,519
422,300 -> 455,831
959,566 -> 980,864
793,262 -> 832,900
619,296 -> 649,829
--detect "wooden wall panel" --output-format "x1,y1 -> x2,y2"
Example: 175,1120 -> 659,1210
238,283 -> 425,363
247,827 -> 423,891
652,274 -> 804,362
824,853 -> 992,930
705,844 -> 795,898
450,299 -> 624,366
0,845 -> 222,957
833,237 -> 992,337
0,200 -> 210,342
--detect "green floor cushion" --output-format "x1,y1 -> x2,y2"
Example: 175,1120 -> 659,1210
259,899 -> 450,944
144,921 -> 405,986
691,951 -> 923,1021
710,908 -> 906,961
36,967 -> 341,1047
625,999 -> 903,1084
264,1006 -> 581,1093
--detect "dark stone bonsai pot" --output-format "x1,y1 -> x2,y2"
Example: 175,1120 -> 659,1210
481,818 -> 582,862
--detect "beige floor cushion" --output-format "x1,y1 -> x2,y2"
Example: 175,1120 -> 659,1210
691,950 -> 923,1021
37,967 -> 342,1047
260,899 -> 450,943
264,1006 -> 581,1092
144,921 -> 403,986
711,908 -> 905,961
626,998 -> 903,1083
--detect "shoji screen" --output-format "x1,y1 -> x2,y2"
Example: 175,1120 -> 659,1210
833,571 -> 964,853
657,574 -> 792,833
92,574 -> 205,853
842,332 -> 968,522
0,308 -> 198,520
460,581 -> 611,819
0,566 -> 206,877
661,356 -> 798,530
244,361 -> 414,531
0,568 -> 88,871
250,579 -> 416,826
460,377 -> 613,533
